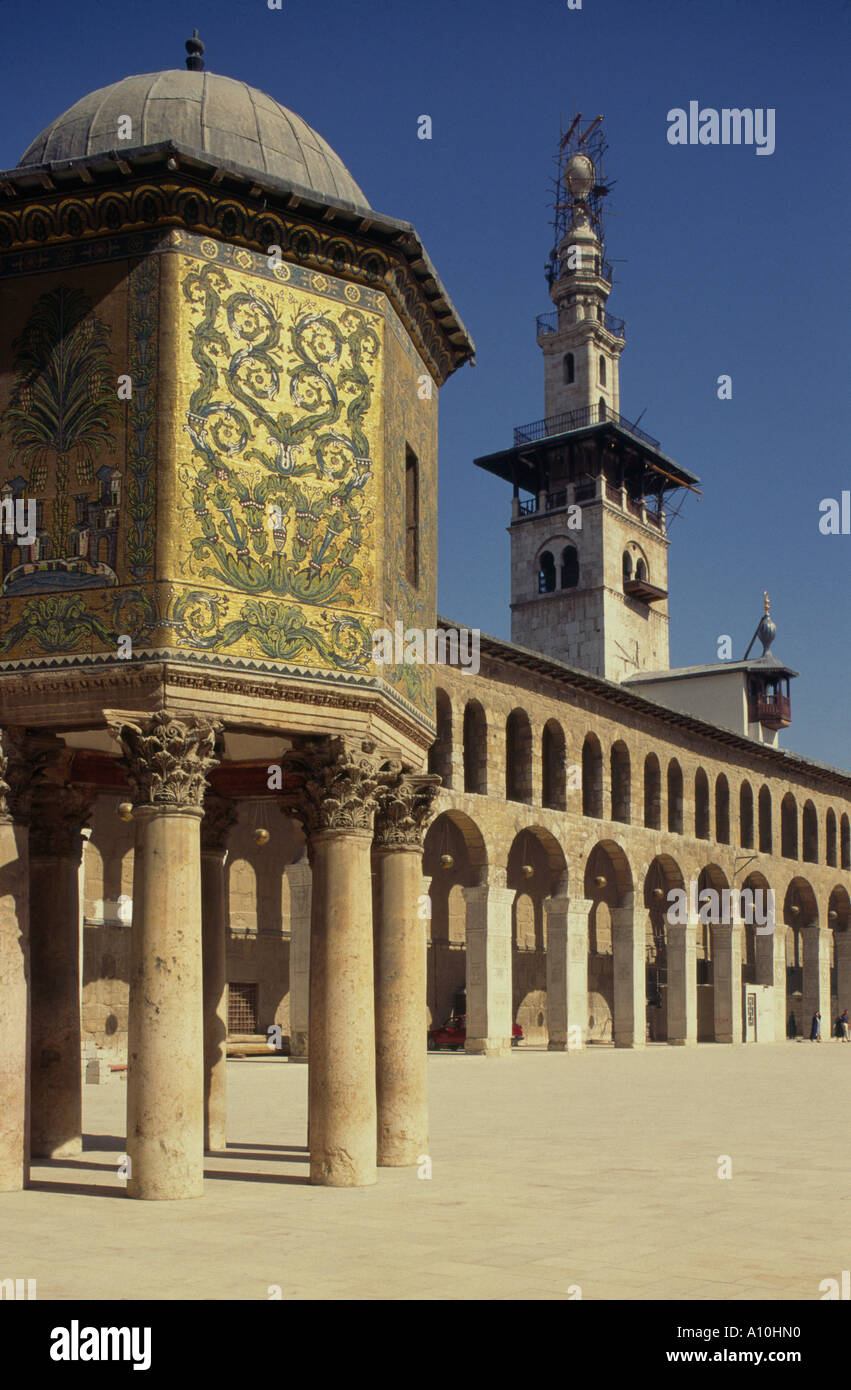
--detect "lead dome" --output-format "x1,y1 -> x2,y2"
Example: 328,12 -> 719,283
17,69 -> 370,209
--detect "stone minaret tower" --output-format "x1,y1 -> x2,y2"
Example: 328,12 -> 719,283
475,122 -> 700,682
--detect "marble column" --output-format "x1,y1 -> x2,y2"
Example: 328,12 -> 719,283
713,921 -> 744,1043
201,793 -> 237,1153
373,773 -> 439,1165
666,920 -> 697,1046
802,925 -> 832,1037
29,784 -> 92,1158
463,872 -> 514,1056
287,856 -> 312,1060
110,711 -> 221,1199
545,895 -> 590,1050
283,737 -> 383,1187
835,930 -> 851,1017
612,899 -> 645,1048
0,732 -> 35,1191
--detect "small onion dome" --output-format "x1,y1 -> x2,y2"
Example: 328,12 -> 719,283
117,802 -> 133,822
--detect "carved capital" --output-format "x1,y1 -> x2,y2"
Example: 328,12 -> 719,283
0,727 -> 59,822
281,737 -> 384,835
109,711 -> 222,809
29,784 -> 94,858
201,791 -> 238,851
374,772 -> 441,850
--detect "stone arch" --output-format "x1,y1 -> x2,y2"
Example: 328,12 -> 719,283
508,826 -> 567,1045
667,758 -> 684,833
538,549 -> 556,594
758,785 -> 772,853
428,687 -> 453,788
740,869 -> 773,984
828,884 -> 851,931
715,773 -> 730,844
826,808 -> 838,868
584,840 -> 634,1044
506,708 -> 533,804
610,740 -> 631,824
841,813 -> 851,870
739,780 -> 754,849
423,811 -> 488,1028
541,718 -> 566,811
582,732 -> 603,818
462,700 -> 487,795
694,768 -> 710,840
643,753 -> 661,830
783,876 -> 820,1038
781,793 -> 798,860
802,800 -> 818,864
560,545 -> 579,589
643,854 -> 685,1042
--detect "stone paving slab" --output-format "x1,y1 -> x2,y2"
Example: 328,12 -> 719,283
0,1042 -> 848,1301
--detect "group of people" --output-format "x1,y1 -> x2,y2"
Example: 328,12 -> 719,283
808,1008 -> 850,1041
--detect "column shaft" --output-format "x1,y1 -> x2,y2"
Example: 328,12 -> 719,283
713,922 -> 744,1044
288,859 -> 312,1059
463,882 -> 514,1056
835,932 -> 851,1017
127,806 -> 205,1198
802,926 -> 831,1036
374,846 -> 428,1165
545,896 -> 589,1050
308,828 -> 377,1185
201,847 -> 228,1152
0,816 -> 29,1190
29,849 -> 83,1156
666,921 -> 697,1046
612,904 -> 645,1048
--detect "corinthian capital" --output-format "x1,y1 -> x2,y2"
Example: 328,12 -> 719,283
374,772 -> 441,850
109,711 -> 222,809
0,727 -> 59,822
29,784 -> 94,858
281,736 -> 384,835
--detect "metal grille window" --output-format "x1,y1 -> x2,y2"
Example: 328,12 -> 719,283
228,982 -> 258,1034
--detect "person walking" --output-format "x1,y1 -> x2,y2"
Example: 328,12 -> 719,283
810,1011 -> 821,1041
841,1009 -> 849,1042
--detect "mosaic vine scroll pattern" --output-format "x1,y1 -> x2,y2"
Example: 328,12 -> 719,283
174,257 -> 382,670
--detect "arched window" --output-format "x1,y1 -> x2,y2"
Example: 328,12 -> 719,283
715,774 -> 730,844
538,550 -> 556,594
780,793 -> 798,859
758,786 -> 772,853
635,557 -> 647,582
560,546 -> 579,589
667,759 -> 684,833
610,741 -> 631,823
428,688 -> 453,788
826,808 -> 837,867
598,397 -> 607,421
739,782 -> 754,849
644,753 -> 661,829
563,352 -> 575,385
802,801 -> 818,863
542,720 -> 566,811
599,355 -> 607,385
622,551 -> 633,583
505,709 -> 532,804
841,814 -> 851,870
582,734 -> 603,818
695,769 -> 710,839
463,701 -> 487,795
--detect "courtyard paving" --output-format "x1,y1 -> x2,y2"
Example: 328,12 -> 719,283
2,1041 -> 848,1301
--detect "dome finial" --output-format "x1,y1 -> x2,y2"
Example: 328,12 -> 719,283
185,29 -> 205,72
757,591 -> 776,657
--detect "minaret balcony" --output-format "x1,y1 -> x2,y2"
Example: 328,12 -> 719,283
536,308 -> 625,340
514,403 -> 659,450
752,693 -> 791,730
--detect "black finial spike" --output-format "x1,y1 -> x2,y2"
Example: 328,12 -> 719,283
185,29 -> 205,72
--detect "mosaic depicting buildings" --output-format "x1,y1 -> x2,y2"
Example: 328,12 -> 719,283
0,36 -> 847,1202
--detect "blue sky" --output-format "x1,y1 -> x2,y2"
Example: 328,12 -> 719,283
1,0 -> 848,765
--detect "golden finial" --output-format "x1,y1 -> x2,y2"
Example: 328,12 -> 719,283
763,591 -> 770,616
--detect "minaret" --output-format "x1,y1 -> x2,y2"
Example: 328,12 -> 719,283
474,118 -> 701,682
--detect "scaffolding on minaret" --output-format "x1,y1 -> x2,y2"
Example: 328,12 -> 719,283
545,113 -> 616,289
